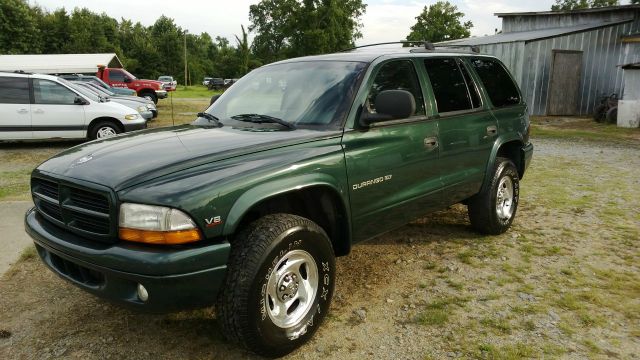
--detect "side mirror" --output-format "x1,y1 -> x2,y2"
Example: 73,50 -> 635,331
360,90 -> 416,126
74,96 -> 88,105
124,77 -> 132,83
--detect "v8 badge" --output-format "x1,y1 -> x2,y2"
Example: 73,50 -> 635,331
205,216 -> 223,228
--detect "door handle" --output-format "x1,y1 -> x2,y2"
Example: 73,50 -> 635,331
17,108 -> 28,114
33,109 -> 44,114
486,125 -> 498,136
424,137 -> 438,150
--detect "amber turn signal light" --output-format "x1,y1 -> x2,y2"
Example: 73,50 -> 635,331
119,228 -> 202,245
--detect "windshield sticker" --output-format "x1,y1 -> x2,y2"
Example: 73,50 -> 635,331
352,174 -> 392,190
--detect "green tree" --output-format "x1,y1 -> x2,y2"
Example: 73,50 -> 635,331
551,0 -> 619,10
405,1 -> 472,43
0,0 -> 43,54
235,25 -> 250,76
249,0 -> 366,64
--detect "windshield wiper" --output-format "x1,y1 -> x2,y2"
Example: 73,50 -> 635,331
231,114 -> 296,130
197,112 -> 221,127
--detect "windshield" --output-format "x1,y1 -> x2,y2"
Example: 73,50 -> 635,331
59,78 -> 101,102
197,61 -> 366,129
159,76 -> 172,81
86,82 -> 115,97
122,69 -> 137,80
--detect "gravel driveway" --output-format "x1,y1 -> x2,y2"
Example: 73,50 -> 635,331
1,137 -> 638,359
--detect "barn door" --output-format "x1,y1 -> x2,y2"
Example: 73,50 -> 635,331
547,50 -> 583,116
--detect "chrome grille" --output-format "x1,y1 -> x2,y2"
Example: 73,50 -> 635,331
31,177 -> 115,242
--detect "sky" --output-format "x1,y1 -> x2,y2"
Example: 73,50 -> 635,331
30,0 -> 558,44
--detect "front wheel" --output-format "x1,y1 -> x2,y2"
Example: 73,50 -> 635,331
217,214 -> 336,357
468,157 -> 520,235
89,121 -> 120,140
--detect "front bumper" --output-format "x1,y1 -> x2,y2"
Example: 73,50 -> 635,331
123,121 -> 147,132
25,208 -> 230,313
155,89 -> 168,99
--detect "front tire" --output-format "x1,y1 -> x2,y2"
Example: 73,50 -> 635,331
468,157 -> 520,235
89,121 -> 120,140
217,214 -> 336,357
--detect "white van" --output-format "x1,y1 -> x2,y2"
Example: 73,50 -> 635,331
0,71 -> 146,140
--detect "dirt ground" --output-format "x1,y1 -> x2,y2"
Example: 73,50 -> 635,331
1,134 -> 639,359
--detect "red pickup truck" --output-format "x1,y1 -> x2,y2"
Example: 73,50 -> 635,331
97,66 -> 167,104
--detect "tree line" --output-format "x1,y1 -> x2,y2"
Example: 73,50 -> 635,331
0,0 -> 367,84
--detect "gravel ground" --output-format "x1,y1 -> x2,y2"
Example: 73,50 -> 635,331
1,137 -> 638,359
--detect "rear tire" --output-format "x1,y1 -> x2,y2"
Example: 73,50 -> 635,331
217,214 -> 335,357
468,157 -> 519,235
89,121 -> 120,140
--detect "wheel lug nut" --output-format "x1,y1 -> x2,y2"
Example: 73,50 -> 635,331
280,285 -> 286,291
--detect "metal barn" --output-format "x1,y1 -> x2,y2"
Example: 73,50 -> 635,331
442,5 -> 640,116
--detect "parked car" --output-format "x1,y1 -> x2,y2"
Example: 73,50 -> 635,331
25,45 -> 532,357
206,77 -> 225,90
81,81 -> 157,118
203,77 -> 213,86
59,74 -> 137,96
223,78 -> 239,87
0,71 -> 146,140
72,82 -> 154,121
158,75 -> 177,91
96,66 -> 167,104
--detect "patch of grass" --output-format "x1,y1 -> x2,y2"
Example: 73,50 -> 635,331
169,85 -> 222,99
581,339 -> 601,354
18,246 -> 37,262
475,342 -> 536,359
0,169 -> 33,201
423,261 -> 436,270
151,98 -> 211,128
577,311 -> 605,327
415,296 -> 469,326
558,320 -> 575,336
541,343 -> 566,356
445,279 -> 464,291
555,293 -> 583,311
479,317 -> 512,334
457,249 -> 475,264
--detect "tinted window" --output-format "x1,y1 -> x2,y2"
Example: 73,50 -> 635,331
0,77 -> 29,104
424,58 -> 474,113
459,61 -> 482,108
366,60 -> 425,116
33,79 -> 78,105
108,70 -> 125,81
470,58 -> 520,107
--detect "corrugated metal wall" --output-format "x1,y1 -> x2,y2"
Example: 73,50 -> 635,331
476,21 -> 640,115
502,11 -> 637,32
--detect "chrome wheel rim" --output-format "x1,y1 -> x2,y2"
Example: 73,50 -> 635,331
265,249 -> 318,328
96,126 -> 117,138
496,176 -> 514,221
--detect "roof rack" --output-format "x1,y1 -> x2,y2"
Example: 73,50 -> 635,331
12,70 -> 33,75
341,41 -> 480,54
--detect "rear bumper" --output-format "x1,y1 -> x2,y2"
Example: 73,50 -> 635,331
25,208 -> 230,313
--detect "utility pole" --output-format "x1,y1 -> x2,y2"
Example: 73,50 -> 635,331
184,30 -> 188,87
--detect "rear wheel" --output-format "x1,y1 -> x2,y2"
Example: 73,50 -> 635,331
89,121 -> 120,140
468,157 -> 520,235
217,214 -> 335,357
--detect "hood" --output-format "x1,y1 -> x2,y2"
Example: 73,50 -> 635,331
138,79 -> 164,89
36,125 -> 341,191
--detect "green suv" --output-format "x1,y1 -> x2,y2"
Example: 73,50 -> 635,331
25,45 -> 533,357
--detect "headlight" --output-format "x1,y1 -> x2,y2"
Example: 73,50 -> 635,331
146,104 -> 154,110
124,114 -> 139,120
118,203 -> 202,245
137,105 -> 147,113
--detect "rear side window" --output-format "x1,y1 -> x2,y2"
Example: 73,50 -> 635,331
367,60 -> 426,116
0,76 -> 29,104
424,58 -> 475,113
33,79 -> 78,105
470,58 -> 521,107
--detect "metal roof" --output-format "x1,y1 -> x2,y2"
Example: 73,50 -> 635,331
495,4 -> 640,17
0,53 -> 122,74
439,19 -> 633,46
